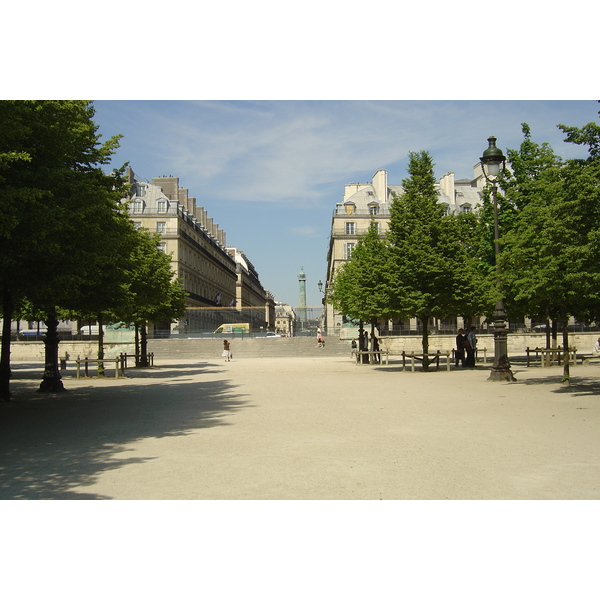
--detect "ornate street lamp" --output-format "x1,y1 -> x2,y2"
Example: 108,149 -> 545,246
317,279 -> 327,331
480,136 -> 516,382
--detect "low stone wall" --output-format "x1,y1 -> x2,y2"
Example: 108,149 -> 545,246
379,332 -> 599,357
9,341 -> 135,362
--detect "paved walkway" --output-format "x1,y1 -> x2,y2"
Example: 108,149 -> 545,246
1,355 -> 599,499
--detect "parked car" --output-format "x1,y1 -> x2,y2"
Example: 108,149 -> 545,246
255,331 -> 281,338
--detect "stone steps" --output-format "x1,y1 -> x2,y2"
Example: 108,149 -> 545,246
148,336 -> 351,360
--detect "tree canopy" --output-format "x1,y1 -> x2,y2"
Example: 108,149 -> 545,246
387,151 -> 486,368
0,100 -> 185,398
495,118 -> 600,382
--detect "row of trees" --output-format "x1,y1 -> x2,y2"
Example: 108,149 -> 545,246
329,106 -> 600,379
0,101 -> 187,401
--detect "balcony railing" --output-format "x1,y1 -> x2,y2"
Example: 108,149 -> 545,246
333,207 -> 391,216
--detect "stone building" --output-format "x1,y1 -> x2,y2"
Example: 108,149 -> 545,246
125,167 -> 274,335
325,166 -> 486,337
274,302 -> 296,336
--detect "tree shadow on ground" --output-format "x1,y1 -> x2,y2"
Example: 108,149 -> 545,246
512,372 -> 600,397
0,363 -> 248,500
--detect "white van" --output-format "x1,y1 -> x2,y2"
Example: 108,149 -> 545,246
213,323 -> 250,334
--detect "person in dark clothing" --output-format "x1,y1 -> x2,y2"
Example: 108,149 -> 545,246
455,328 -> 467,367
465,326 -> 477,368
372,333 -> 380,364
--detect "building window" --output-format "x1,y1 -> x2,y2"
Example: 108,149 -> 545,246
344,243 -> 355,259
156,222 -> 166,234
132,200 -> 144,213
345,222 -> 356,235
158,242 -> 167,254
369,204 -> 379,215
345,203 -> 355,215
136,183 -> 147,197
157,200 -> 167,213
133,222 -> 142,229
461,205 -> 472,214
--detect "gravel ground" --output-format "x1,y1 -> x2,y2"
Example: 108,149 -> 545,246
2,356 -> 599,500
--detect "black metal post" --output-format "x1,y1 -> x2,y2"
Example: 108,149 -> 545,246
488,181 -> 516,382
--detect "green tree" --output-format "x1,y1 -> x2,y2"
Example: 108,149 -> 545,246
0,100 -> 124,399
120,229 -> 187,366
499,119 -> 600,383
494,124 -> 566,337
387,151 -> 481,370
329,220 -> 394,355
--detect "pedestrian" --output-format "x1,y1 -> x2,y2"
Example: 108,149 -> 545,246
466,326 -> 477,367
372,333 -> 380,364
455,328 -> 467,367
317,329 -> 324,347
361,330 -> 369,363
222,339 -> 231,362
350,338 -> 357,359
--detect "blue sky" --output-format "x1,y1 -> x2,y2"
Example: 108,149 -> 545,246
91,100 -> 599,307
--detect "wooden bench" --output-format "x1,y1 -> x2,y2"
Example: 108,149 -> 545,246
355,350 -> 389,365
401,351 -> 450,372
526,346 -> 577,368
76,357 -> 125,378
119,352 -> 154,369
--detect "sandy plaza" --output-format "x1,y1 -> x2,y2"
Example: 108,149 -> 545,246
1,352 -> 599,501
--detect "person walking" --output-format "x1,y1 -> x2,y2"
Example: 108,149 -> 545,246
372,333 -> 380,364
222,339 -> 231,362
455,328 -> 467,367
466,326 -> 477,367
350,338 -> 358,360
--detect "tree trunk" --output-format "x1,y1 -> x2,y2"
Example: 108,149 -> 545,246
420,315 -> 431,371
370,319 -> 375,364
134,324 -> 140,367
0,291 -> 13,401
97,315 -> 105,377
139,322 -> 149,367
38,307 -> 65,393
561,308 -> 570,385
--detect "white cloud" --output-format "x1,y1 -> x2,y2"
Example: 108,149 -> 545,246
290,226 -> 319,237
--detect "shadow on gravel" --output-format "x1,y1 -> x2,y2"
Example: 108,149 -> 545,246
514,374 -> 600,397
0,364 -> 248,500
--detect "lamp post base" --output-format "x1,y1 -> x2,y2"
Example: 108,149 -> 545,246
488,365 -> 516,382
488,305 -> 516,382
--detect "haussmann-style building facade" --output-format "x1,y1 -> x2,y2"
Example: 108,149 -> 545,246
325,166 -> 487,338
125,167 -> 275,335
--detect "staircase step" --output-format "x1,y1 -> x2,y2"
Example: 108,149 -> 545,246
148,336 -> 351,360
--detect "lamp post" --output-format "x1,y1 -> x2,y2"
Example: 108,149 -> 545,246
480,136 -> 516,382
317,280 -> 326,332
